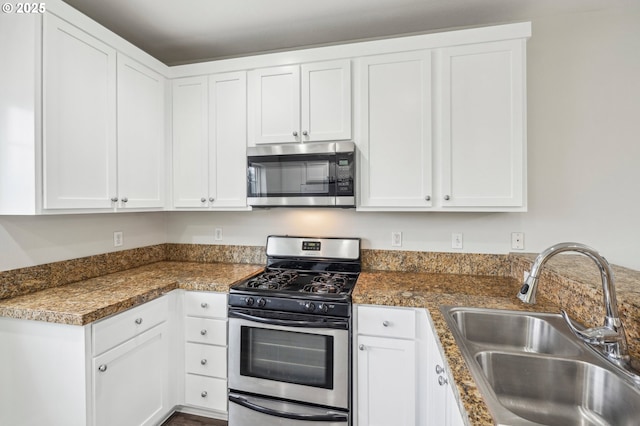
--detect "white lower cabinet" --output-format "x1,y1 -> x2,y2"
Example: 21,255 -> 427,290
92,295 -> 173,426
355,305 -> 465,426
183,292 -> 228,416
424,314 -> 466,426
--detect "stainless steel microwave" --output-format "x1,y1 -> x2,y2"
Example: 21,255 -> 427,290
247,142 -> 355,208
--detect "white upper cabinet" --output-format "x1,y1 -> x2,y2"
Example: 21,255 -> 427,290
172,72 -> 248,210
116,53 -> 165,209
438,40 -> 526,209
172,76 -> 209,208
42,11 -> 167,212
356,51 -> 433,210
43,13 -> 117,209
208,72 -> 248,208
249,60 -> 351,145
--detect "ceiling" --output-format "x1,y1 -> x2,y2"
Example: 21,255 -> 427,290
62,0 -> 632,66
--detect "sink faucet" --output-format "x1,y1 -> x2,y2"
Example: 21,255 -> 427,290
518,242 -> 636,371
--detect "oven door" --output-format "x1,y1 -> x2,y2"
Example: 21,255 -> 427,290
228,309 -> 349,409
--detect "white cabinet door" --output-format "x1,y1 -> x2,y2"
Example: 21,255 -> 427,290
93,323 -> 170,426
357,335 -> 416,426
424,317 -> 465,426
116,54 -> 165,209
208,71 -> 247,208
250,65 -> 300,144
439,39 -> 525,208
357,51 -> 433,209
172,76 -> 209,208
43,13 -> 117,209
301,60 -> 351,142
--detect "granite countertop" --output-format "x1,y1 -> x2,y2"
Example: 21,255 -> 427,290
353,271 -> 562,426
0,261 -> 263,325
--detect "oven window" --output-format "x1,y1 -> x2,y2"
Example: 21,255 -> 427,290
240,326 -> 334,389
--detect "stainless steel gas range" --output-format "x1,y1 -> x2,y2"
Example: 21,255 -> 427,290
228,235 -> 361,426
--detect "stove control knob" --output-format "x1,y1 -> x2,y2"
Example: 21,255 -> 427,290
318,303 -> 329,313
257,298 -> 267,308
304,302 -> 316,312
244,297 -> 255,307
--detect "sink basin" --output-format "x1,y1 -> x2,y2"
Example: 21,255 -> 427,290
476,351 -> 640,426
449,308 -> 581,356
440,306 -> 640,426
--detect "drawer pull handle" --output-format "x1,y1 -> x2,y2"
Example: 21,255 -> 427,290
98,364 -> 107,372
435,365 -> 445,375
201,302 -> 208,308
438,375 -> 448,386
201,359 -> 207,365
382,321 -> 390,327
201,391 -> 208,398
135,318 -> 143,325
359,344 -> 365,351
200,329 -> 207,336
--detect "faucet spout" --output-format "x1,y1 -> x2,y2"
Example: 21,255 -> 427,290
517,242 -> 629,362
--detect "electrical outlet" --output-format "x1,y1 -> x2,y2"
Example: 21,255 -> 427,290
113,231 -> 123,247
214,228 -> 223,241
451,233 -> 463,249
391,232 -> 402,247
511,232 -> 525,250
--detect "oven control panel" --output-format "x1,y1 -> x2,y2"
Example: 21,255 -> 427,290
229,293 -> 350,317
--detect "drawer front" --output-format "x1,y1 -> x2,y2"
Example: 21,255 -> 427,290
185,317 -> 227,345
185,342 -> 227,378
185,374 -> 227,412
93,295 -> 168,356
357,305 -> 416,339
185,292 -> 227,318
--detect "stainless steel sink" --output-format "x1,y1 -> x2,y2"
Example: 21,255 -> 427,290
441,307 -> 640,426
449,309 -> 581,356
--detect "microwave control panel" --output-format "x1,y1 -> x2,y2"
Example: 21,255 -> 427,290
335,152 -> 354,196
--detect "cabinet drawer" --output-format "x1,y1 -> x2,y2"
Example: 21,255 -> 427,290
185,317 -> 227,345
93,296 -> 168,356
357,305 -> 416,339
185,292 -> 227,318
185,343 -> 227,378
185,374 -> 227,412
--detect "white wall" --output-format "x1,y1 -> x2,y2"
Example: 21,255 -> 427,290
2,3 -> 640,272
0,213 -> 166,270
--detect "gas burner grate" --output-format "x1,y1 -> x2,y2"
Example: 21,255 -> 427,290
301,273 -> 348,294
246,270 -> 299,290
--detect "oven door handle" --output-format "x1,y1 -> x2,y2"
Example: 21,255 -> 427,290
229,394 -> 348,422
229,310 -> 348,329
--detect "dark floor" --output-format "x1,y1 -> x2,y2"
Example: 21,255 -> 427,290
161,412 -> 227,426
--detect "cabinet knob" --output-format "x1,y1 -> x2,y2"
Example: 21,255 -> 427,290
302,130 -> 308,136
98,364 -> 107,372
201,391 -> 208,398
438,375 -> 448,386
435,364 -> 445,375
201,359 -> 207,365
110,197 -> 118,203
200,329 -> 207,336
201,197 -> 207,203
121,197 -> 128,203
359,344 -> 365,351
382,320 -> 390,327
425,195 -> 431,201
135,318 -> 143,325
444,195 -> 450,201
208,197 -> 214,202
201,302 -> 208,308
292,131 -> 298,137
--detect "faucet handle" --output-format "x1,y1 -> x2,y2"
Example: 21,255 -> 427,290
561,310 -> 621,345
